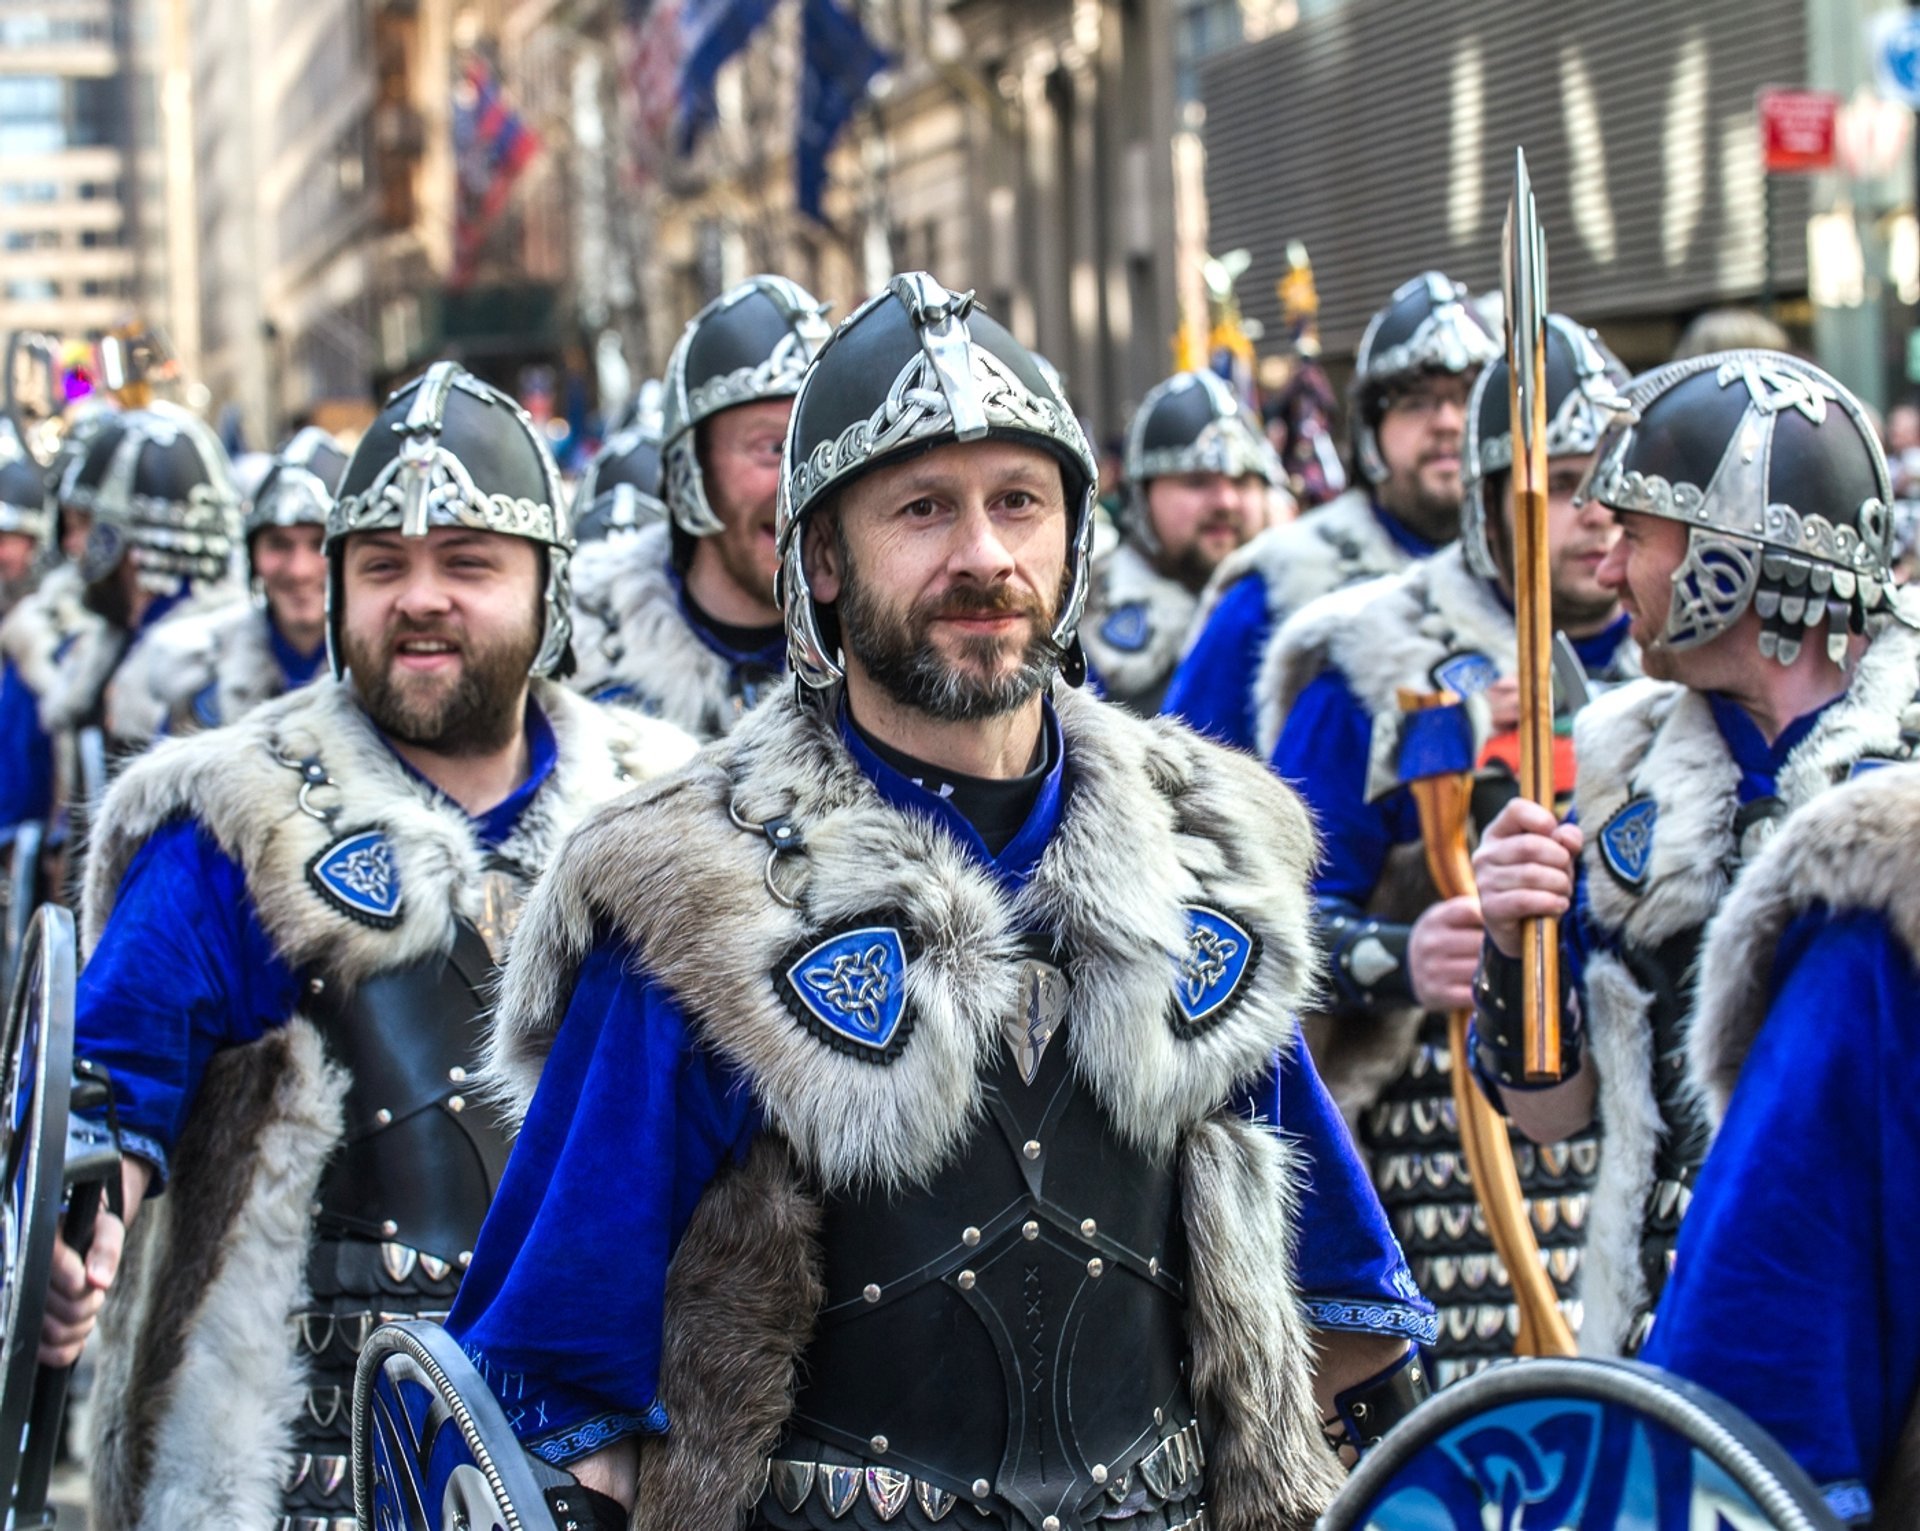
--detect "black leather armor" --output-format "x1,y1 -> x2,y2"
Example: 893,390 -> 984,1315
756,1006 -> 1206,1531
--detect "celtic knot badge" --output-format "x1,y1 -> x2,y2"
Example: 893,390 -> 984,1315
1170,906 -> 1257,1036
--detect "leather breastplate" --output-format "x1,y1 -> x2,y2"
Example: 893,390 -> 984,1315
306,918 -> 512,1264
777,1014 -> 1198,1531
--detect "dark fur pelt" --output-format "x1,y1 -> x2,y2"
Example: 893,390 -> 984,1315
633,1139 -> 825,1530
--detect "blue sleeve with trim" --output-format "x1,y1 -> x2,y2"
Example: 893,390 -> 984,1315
0,657 -> 54,834
1160,573 -> 1270,752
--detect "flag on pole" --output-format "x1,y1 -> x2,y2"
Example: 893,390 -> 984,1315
452,52 -> 541,287
675,0 -> 781,152
796,0 -> 888,220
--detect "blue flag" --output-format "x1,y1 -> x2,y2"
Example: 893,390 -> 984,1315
676,0 -> 780,152
796,0 -> 888,219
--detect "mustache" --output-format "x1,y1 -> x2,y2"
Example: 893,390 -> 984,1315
915,583 -> 1047,623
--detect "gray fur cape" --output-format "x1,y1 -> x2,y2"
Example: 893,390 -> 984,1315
1569,601 -> 1920,1358
106,598 -> 292,743
568,521 -> 758,740
1688,764 -> 1920,1527
82,677 -> 695,1531
487,684 -> 1348,1531
1078,541 -> 1199,713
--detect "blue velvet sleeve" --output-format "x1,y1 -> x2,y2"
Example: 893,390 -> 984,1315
0,657 -> 54,835
1159,573 -> 1270,751
446,938 -> 763,1466
74,818 -> 301,1181
1270,669 -> 1422,906
1233,1042 -> 1438,1346
1640,909 -> 1920,1523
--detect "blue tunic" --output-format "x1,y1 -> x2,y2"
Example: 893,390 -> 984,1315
448,705 -> 1433,1464
1640,908 -> 1920,1525
74,701 -> 561,1181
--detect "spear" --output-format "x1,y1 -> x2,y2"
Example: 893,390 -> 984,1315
1502,148 -> 1563,1082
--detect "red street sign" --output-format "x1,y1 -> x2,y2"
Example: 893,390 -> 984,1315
1758,87 -> 1840,174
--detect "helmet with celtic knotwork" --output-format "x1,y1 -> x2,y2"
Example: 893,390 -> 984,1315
573,424 -> 667,544
1121,370 -> 1283,554
775,272 -> 1099,691
1351,271 -> 1500,486
67,403 -> 240,591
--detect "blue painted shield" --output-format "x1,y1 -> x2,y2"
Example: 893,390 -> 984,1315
784,926 -> 910,1056
1319,1357 -> 1843,1531
1099,602 -> 1152,654
307,829 -> 404,927
1171,906 -> 1257,1034
1431,650 -> 1500,700
1598,796 -> 1659,890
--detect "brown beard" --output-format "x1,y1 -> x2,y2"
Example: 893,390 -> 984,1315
832,520 -> 1067,721
344,611 -> 539,756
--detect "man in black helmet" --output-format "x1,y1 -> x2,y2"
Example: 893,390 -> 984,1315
448,273 -> 1436,1531
38,362 -> 694,1531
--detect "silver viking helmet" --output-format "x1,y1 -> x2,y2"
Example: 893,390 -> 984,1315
0,427 -> 52,547
1580,349 -> 1906,666
775,271 -> 1099,691
1121,370 -> 1283,554
327,361 -> 573,680
660,275 -> 831,538
1352,271 -> 1500,485
1462,314 -> 1629,581
572,424 -> 668,544
245,426 -> 349,555
67,403 -> 240,591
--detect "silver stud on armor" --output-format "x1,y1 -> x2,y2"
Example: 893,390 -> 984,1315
1022,1139 -> 1041,1160
457,1250 -> 472,1268
1022,1220 -> 1039,1240
863,1283 -> 882,1303
961,1225 -> 980,1246
957,1269 -> 976,1291
972,1478 -> 991,1498
373,1108 -> 392,1127
1043,1518 -> 1060,1530
1091,1464 -> 1108,1485
870,1435 -> 888,1455
448,1065 -> 467,1082
1079,1218 -> 1097,1238
448,1096 -> 466,1113
1087,1258 -> 1104,1278
309,978 -> 325,996
1148,1256 -> 1160,1276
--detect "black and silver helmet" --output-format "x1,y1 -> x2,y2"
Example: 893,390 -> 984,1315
573,426 -> 667,544
1352,271 -> 1500,484
1462,315 -> 1628,580
245,427 -> 348,552
0,432 -> 51,546
1580,350 -> 1904,665
328,361 -> 573,679
776,272 -> 1099,690
660,276 -> 830,538
67,403 -> 239,590
1122,370 -> 1282,552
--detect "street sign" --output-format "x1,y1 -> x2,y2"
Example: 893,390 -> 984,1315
1757,88 -> 1839,174
1871,9 -> 1920,110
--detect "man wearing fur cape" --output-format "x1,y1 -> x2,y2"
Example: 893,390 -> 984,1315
1472,350 -> 1920,1367
1259,315 -> 1637,1383
1160,271 -> 1498,752
39,362 -> 695,1531
105,426 -> 347,741
567,276 -> 829,738
1636,763 -> 1920,1527
447,274 -> 1436,1531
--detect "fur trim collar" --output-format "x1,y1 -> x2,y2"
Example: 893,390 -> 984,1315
1689,763 -> 1920,1126
105,597 -> 279,743
84,676 -> 695,976
489,685 -> 1321,1188
1080,542 -> 1199,709
0,563 -> 86,701
38,585 -> 240,735
1254,543 -> 1512,762
568,522 -> 760,740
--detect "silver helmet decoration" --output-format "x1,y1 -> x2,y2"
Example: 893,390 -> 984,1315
1462,314 -> 1628,580
1580,349 -> 1905,666
1352,271 -> 1501,485
1122,370 -> 1283,553
0,426 -> 52,548
327,361 -> 573,680
244,427 -> 348,553
67,403 -> 240,590
776,272 -> 1099,691
660,276 -> 831,538
572,425 -> 667,544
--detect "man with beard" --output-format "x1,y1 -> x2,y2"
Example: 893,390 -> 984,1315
1162,273 -> 1498,752
1260,317 -> 1637,1383
447,274 -> 1436,1531
106,426 -> 346,739
568,277 -> 829,737
40,362 -> 695,1531
0,439 -> 51,619
1079,370 -> 1285,714
1470,351 -> 1919,1365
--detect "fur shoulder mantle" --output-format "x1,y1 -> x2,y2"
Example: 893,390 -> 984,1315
83,677 -> 694,979
1080,542 -> 1199,707
489,685 -> 1321,1189
568,522 -> 748,739
1689,763 -> 1920,1126
105,598 -> 280,743
0,563 -> 87,701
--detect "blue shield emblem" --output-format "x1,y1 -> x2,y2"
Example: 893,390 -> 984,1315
190,680 -> 221,730
1431,651 -> 1500,700
307,829 -> 404,927
1598,796 -> 1658,890
1171,906 -> 1258,1035
1099,602 -> 1152,654
783,926 -> 911,1059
